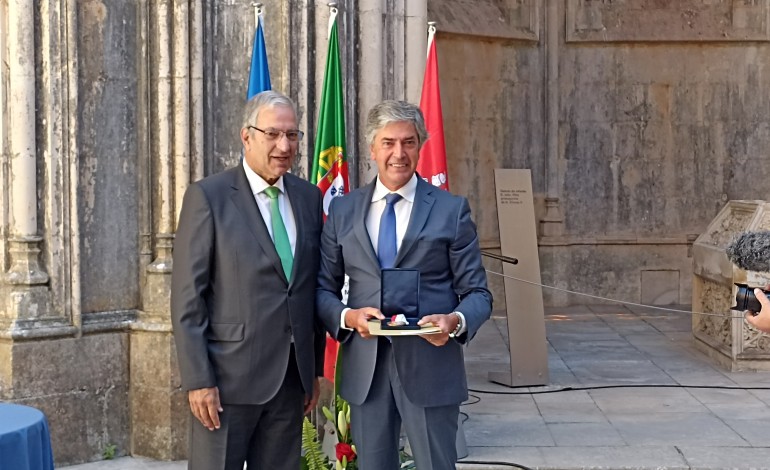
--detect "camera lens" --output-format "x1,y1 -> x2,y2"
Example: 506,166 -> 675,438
732,283 -> 769,312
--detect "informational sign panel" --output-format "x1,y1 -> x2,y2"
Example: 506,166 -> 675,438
489,169 -> 549,387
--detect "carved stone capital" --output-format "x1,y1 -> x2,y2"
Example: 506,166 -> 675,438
147,233 -> 174,274
142,233 -> 174,322
5,236 -> 49,286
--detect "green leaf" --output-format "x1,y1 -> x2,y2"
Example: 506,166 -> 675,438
300,417 -> 328,470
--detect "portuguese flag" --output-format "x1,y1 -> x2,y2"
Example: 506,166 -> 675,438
311,18 -> 348,217
312,14 -> 348,382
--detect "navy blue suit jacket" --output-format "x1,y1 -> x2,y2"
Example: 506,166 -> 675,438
317,177 -> 492,407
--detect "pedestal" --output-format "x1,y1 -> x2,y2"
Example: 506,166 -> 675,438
130,233 -> 187,459
692,200 -> 770,371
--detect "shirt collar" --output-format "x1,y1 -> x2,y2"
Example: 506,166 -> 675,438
372,174 -> 417,203
243,158 -> 286,195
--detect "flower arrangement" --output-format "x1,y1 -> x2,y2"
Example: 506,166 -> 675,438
322,396 -> 357,470
300,394 -> 356,470
301,341 -> 416,469
302,393 -> 417,469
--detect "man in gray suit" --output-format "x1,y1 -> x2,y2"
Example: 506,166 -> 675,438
317,100 -> 492,469
171,90 -> 324,470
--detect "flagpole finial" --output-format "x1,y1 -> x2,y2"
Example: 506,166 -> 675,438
251,2 -> 263,28
251,3 -> 263,20
327,2 -> 339,33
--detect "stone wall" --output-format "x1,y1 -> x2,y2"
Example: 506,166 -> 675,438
0,0 -> 424,465
3,0 -> 770,466
434,0 -> 770,308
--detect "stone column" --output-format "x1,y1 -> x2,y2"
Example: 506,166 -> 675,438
131,0 -> 196,460
2,0 -> 52,331
190,0 -> 204,182
356,0 -> 425,184
173,0 -> 191,225
145,0 -> 175,298
540,0 -> 564,238
404,0 -> 427,105
357,0 -> 384,181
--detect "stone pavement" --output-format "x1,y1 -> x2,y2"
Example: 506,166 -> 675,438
63,304 -> 770,469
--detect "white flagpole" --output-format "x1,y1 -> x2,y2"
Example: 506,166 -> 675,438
328,2 -> 338,39
427,21 -> 436,57
251,2 -> 263,29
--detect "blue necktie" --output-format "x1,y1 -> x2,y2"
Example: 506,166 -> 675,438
377,193 -> 402,268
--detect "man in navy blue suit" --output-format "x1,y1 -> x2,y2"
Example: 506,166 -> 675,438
316,100 -> 492,469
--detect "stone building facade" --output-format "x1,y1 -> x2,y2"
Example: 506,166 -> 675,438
1,0 -> 770,465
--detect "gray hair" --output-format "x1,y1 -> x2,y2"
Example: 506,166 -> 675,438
242,90 -> 297,129
365,100 -> 429,149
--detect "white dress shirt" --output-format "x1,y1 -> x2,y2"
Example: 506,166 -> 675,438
366,175 -> 417,257
242,159 -> 297,255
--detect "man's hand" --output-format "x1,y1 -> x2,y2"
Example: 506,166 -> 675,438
746,286 -> 770,333
417,313 -> 459,347
188,387 -> 223,431
304,378 -> 321,415
344,307 -> 385,339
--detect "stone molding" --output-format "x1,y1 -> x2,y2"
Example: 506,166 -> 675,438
427,0 -> 538,42
567,0 -> 770,43
481,235 -> 697,249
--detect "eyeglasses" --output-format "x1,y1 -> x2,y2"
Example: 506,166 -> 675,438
249,126 -> 304,142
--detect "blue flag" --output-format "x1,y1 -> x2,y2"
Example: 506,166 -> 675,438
247,17 -> 271,99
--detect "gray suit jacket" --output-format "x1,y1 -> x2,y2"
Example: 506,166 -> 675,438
171,166 -> 324,405
317,177 -> 492,407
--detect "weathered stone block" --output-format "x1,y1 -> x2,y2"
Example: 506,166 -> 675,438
16,385 -> 130,466
11,333 -> 128,397
130,330 -> 175,388
143,271 -> 172,318
77,0 -> 140,315
129,329 -> 186,459
540,242 -> 692,308
130,384 -> 188,460
0,341 -> 12,399
641,269 -> 680,305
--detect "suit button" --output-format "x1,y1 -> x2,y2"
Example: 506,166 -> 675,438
287,289 -> 292,296
285,326 -> 292,334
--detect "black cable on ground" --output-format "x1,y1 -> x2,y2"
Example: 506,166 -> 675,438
458,459 -> 535,470
463,393 -> 481,405
469,383 -> 770,395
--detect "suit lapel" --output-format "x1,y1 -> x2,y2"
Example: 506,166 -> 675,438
229,166 -> 289,284
354,179 -> 381,270
394,179 -> 436,267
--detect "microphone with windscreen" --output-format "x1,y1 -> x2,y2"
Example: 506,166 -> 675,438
726,231 -> 770,313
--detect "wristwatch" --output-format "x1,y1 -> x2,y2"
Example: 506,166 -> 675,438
449,312 -> 464,338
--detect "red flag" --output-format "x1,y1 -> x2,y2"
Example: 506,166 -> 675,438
417,25 -> 449,191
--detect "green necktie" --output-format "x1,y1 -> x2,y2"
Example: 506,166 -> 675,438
264,186 -> 293,280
